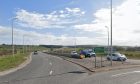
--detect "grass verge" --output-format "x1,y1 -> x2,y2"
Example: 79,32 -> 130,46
0,53 -> 30,71
119,51 -> 140,59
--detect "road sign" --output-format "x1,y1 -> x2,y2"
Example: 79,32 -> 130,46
94,47 -> 104,53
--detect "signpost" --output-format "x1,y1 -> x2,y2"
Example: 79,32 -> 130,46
94,47 -> 105,67
94,47 -> 104,53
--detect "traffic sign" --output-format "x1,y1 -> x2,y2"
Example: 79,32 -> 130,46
94,47 -> 104,53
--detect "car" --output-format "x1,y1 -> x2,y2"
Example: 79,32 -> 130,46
80,49 -> 96,58
34,51 -> 38,55
70,51 -> 80,58
106,52 -> 127,61
87,49 -> 96,57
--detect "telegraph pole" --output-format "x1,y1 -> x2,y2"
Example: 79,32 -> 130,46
110,0 -> 113,66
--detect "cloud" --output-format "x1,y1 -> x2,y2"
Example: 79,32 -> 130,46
2,0 -> 140,46
65,8 -> 85,15
0,25 -> 107,45
74,0 -> 140,46
0,26 -> 52,44
15,8 -> 85,29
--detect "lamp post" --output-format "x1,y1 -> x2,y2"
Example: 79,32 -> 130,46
110,0 -> 113,66
105,26 -> 109,57
74,37 -> 77,51
11,17 -> 17,56
23,35 -> 25,53
22,35 -> 28,53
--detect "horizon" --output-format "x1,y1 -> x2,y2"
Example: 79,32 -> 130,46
0,0 -> 140,46
0,43 -> 139,47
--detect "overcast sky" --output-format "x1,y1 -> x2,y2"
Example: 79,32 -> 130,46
0,0 -> 140,46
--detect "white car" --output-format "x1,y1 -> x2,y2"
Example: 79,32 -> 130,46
71,51 -> 79,58
107,52 -> 127,61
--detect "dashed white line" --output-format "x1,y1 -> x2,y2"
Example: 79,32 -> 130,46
49,62 -> 52,66
134,81 -> 140,84
49,70 -> 53,75
112,71 -> 140,77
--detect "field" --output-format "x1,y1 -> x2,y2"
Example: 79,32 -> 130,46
119,51 -> 140,59
0,53 -> 29,71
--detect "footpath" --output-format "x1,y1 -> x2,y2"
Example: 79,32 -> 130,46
62,56 -> 140,72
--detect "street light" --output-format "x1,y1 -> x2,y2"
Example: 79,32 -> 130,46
23,35 -> 25,53
11,17 -> 17,56
105,26 -> 109,57
23,35 -> 29,53
74,37 -> 77,51
110,0 -> 113,66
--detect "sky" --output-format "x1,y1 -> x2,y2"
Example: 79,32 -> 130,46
0,0 -> 140,46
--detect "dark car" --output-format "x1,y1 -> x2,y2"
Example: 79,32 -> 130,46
34,51 -> 38,55
80,49 -> 96,58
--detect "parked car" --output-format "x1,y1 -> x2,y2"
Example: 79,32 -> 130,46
71,51 -> 79,58
80,49 -> 96,58
106,52 -> 127,61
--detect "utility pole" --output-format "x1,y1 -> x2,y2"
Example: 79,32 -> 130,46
11,18 -> 17,56
110,0 -> 113,66
105,26 -> 109,56
74,37 -> 77,51
12,18 -> 14,56
23,35 -> 25,53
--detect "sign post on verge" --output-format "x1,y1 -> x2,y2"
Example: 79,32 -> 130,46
94,47 -> 105,67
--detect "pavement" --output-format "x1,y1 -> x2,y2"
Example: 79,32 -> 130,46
61,56 -> 140,72
0,52 -> 88,84
59,55 -> 140,84
75,67 -> 140,84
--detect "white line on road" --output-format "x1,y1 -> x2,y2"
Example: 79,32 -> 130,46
112,71 -> 140,77
49,70 -> 53,75
134,81 -> 140,84
49,62 -> 52,66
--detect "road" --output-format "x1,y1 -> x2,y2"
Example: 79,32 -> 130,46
75,66 -> 140,84
0,52 -> 88,84
0,52 -> 140,84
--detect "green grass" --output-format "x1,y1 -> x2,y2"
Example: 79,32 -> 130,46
0,53 -> 30,71
95,51 -> 140,59
96,51 -> 140,59
119,51 -> 140,59
47,47 -> 140,59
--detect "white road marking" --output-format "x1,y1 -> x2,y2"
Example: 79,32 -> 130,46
49,70 -> 53,75
112,71 -> 140,77
134,81 -> 140,84
49,62 -> 52,66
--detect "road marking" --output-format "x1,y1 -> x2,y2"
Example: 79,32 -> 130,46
49,70 -> 53,75
112,71 -> 140,77
49,62 -> 52,66
134,81 -> 140,84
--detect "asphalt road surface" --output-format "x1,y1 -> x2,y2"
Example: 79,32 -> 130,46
75,66 -> 140,84
0,52 -> 140,84
0,52 -> 88,84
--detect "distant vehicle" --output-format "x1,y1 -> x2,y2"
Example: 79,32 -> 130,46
34,51 -> 38,55
80,49 -> 96,58
71,51 -> 79,58
106,52 -> 127,61
71,51 -> 85,59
